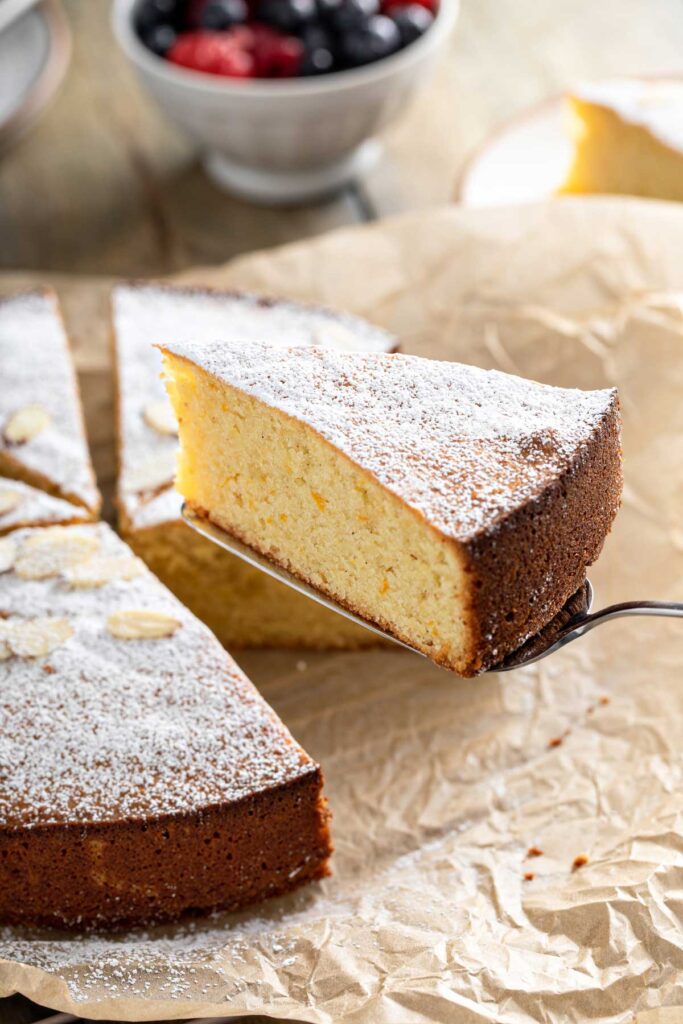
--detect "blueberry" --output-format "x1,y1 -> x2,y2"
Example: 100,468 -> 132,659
141,22 -> 178,54
256,0 -> 318,33
199,0 -> 248,29
135,0 -> 182,33
389,3 -> 433,45
301,46 -> 335,73
340,13 -> 400,66
325,0 -> 379,31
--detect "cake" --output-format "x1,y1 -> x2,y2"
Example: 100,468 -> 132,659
160,342 -> 622,677
0,522 -> 332,930
561,79 -> 683,201
113,282 -> 396,650
0,290 -> 101,517
0,478 -> 91,535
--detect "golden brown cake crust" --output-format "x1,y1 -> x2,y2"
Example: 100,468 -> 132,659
0,771 -> 331,930
461,393 -> 622,672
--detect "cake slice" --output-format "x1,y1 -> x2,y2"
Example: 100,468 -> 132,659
0,290 -> 101,517
161,342 -> 622,677
561,79 -> 683,201
0,477 -> 91,535
0,522 -> 331,930
113,282 -> 395,650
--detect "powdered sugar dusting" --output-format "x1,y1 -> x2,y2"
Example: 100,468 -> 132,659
0,523 -> 314,828
0,477 -> 89,533
0,291 -> 100,514
163,341 -> 618,541
113,284 -> 395,531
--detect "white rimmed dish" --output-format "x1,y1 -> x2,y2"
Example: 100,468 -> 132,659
111,0 -> 459,204
0,0 -> 71,156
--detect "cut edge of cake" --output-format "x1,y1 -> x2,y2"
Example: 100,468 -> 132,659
160,341 -> 622,677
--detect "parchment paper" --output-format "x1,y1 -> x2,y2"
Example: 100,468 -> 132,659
1,197 -> 682,1024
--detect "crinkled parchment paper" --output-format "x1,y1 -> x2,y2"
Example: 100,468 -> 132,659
1,197 -> 682,1023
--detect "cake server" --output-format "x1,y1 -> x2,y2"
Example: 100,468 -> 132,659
183,505 -> 683,674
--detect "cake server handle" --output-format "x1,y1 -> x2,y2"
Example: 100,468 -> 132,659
497,595 -> 683,671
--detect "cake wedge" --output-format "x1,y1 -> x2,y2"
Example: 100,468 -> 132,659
561,79 -> 683,201
0,289 -> 101,517
161,342 -> 622,676
0,522 -> 331,929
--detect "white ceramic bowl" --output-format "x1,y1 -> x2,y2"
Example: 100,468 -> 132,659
112,0 -> 459,204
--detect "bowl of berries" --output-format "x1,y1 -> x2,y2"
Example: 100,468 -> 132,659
112,0 -> 458,204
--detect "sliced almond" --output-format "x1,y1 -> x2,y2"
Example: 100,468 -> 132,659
64,555 -> 145,588
126,450 -> 177,495
3,405 -> 51,444
107,609 -> 181,640
2,617 -> 73,658
144,399 -> 178,437
0,537 -> 16,574
15,527 -> 99,580
0,489 -> 22,516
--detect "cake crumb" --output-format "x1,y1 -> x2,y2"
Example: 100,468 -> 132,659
548,736 -> 563,748
523,872 -> 535,882
527,846 -> 543,858
572,854 -> 589,871
599,695 -> 610,706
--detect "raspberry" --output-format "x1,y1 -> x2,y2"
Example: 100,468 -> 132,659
167,30 -> 255,77
250,23 -> 302,77
382,0 -> 438,12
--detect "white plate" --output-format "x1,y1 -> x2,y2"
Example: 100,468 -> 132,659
459,96 -> 570,208
0,0 -> 70,155
458,76 -> 683,208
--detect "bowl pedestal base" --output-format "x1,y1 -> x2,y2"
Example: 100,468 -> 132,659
203,140 -> 381,205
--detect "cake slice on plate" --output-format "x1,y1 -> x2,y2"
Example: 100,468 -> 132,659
561,79 -> 683,201
0,522 -> 331,929
0,290 -> 101,517
113,282 -> 394,650
161,342 -> 622,677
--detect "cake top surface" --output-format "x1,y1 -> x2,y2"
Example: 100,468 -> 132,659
162,340 -> 619,542
0,522 -> 314,829
0,291 -> 100,515
573,78 -> 683,152
0,477 -> 88,535
112,283 -> 395,531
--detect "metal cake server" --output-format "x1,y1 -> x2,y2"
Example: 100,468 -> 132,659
183,504 -> 683,674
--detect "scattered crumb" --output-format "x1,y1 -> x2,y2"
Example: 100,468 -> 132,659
599,696 -> 610,706
42,663 -> 55,674
572,854 -> 589,871
296,660 -> 307,672
523,872 -> 535,882
587,705 -> 595,715
548,736 -> 563,748
526,846 -> 543,859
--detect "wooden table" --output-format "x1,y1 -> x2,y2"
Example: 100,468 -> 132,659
2,1 -> 683,1021
2,0 -> 683,276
